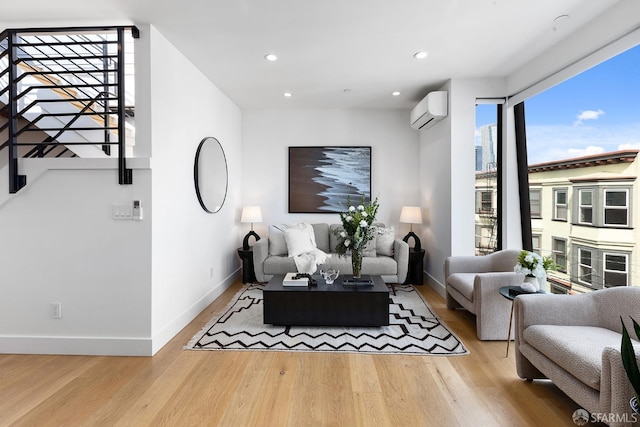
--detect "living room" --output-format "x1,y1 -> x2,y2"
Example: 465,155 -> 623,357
1,1 -> 639,425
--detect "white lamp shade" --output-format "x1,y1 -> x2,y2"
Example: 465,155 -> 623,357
399,206 -> 422,224
241,206 -> 263,223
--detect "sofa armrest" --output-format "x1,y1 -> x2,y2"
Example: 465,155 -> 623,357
445,255 -> 492,277
474,272 -> 525,340
393,239 -> 409,283
252,237 -> 270,282
601,346 -> 640,423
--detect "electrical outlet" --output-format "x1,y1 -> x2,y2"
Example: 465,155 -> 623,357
51,302 -> 62,319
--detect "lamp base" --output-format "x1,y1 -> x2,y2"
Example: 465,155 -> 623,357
402,231 -> 422,252
242,230 -> 261,250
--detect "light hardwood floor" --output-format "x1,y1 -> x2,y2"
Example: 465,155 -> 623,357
0,279 -> 590,426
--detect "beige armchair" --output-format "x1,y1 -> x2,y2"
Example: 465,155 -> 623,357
515,287 -> 640,427
445,249 -> 524,340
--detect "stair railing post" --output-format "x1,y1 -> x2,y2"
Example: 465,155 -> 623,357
117,27 -> 131,184
8,31 -> 26,193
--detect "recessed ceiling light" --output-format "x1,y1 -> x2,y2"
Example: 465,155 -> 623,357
392,91 -> 400,96
413,51 -> 428,60
553,14 -> 569,31
264,53 -> 278,61
283,92 -> 292,97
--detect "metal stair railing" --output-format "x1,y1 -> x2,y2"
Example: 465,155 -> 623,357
0,26 -> 138,194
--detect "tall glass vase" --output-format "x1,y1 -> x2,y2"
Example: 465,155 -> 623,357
351,249 -> 363,279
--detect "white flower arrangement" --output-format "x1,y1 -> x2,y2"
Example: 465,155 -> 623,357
514,250 -> 556,278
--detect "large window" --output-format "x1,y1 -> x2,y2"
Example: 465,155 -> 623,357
475,102 -> 502,255
521,44 -> 639,294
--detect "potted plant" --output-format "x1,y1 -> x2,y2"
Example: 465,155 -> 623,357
621,316 -> 640,414
333,195 -> 379,278
513,250 -> 557,291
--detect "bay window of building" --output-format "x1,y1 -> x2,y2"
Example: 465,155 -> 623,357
552,238 -> 567,273
603,252 -> 628,287
553,188 -> 568,221
603,188 -> 629,227
578,189 -> 593,225
577,247 -> 593,287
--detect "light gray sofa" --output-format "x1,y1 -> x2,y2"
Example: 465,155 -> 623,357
445,249 -> 525,340
515,287 -> 640,427
253,223 -> 409,284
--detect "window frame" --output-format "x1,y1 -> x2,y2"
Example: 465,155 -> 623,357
603,252 -> 628,288
603,188 -> 629,227
552,237 -> 567,273
577,247 -> 593,286
578,188 -> 593,225
553,188 -> 568,221
532,234 -> 541,255
529,187 -> 542,218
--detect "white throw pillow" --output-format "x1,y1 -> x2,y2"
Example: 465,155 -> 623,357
376,226 -> 395,256
284,223 -> 317,257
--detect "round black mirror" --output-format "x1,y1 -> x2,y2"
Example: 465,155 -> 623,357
194,137 -> 228,213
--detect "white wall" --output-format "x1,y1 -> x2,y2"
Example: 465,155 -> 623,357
241,109 -> 420,236
0,165 -> 153,355
147,26 -> 242,354
419,78 -> 510,294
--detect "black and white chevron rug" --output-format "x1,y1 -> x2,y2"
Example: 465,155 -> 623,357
186,283 -> 468,356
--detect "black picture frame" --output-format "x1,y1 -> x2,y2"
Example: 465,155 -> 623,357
288,146 -> 372,213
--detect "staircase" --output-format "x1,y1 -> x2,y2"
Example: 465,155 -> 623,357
0,26 -> 138,193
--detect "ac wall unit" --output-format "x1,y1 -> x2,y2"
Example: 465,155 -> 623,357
410,91 -> 448,130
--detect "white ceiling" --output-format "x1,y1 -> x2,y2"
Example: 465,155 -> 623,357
2,0 -> 622,109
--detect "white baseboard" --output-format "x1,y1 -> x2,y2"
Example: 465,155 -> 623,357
150,269 -> 239,355
425,270 -> 446,299
0,336 -> 152,356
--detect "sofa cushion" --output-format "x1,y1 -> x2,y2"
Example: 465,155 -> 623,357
446,273 -> 476,302
284,223 -> 316,257
312,223 -> 330,253
523,325 -> 623,390
268,225 -> 288,256
375,226 -> 395,256
264,256 -> 297,274
363,235 -> 377,257
329,224 -> 343,253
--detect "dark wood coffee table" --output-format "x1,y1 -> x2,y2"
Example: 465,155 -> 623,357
263,274 -> 389,327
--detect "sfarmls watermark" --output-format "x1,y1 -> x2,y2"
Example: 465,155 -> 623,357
572,408 -> 638,425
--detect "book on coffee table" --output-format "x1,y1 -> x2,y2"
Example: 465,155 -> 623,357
283,272 -> 309,287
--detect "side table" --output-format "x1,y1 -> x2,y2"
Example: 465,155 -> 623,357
237,248 -> 257,283
404,249 -> 425,285
499,285 -> 546,357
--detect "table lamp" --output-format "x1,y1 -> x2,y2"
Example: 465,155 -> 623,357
241,206 -> 263,250
399,206 -> 422,252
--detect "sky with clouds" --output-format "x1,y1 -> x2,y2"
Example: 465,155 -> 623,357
476,44 -> 640,165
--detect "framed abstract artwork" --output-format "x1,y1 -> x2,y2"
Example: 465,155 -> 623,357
288,146 -> 372,213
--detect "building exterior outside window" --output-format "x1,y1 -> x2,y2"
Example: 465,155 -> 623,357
475,149 -> 639,293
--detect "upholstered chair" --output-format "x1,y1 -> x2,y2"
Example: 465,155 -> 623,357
444,249 -> 524,340
515,287 -> 640,427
